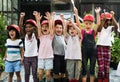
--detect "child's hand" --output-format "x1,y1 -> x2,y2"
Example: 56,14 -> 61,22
66,20 -> 72,27
21,57 -> 24,65
60,13 -> 64,20
52,12 -> 56,19
33,11 -> 38,16
110,11 -> 115,18
3,57 -> 6,62
95,7 -> 101,14
33,11 -> 42,22
20,12 -> 25,18
44,12 -> 51,21
74,7 -> 78,15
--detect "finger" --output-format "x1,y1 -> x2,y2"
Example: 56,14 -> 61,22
20,12 -> 25,16
33,11 -> 38,15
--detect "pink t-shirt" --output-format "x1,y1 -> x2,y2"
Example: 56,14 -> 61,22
38,35 -> 54,59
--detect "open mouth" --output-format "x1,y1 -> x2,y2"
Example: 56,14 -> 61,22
43,30 -> 47,32
10,34 -> 14,37
56,31 -> 61,33
71,32 -> 74,34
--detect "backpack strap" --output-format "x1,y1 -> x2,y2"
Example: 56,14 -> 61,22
81,29 -> 85,41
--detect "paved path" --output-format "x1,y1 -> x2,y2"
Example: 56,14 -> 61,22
3,66 -> 33,82
2,66 -> 120,82
110,69 -> 120,82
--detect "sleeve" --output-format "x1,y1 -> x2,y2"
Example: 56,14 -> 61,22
19,39 -> 23,48
4,39 -> 8,47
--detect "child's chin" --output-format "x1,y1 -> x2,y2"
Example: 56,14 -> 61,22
43,32 -> 48,35
26,32 -> 32,35
10,37 -> 16,39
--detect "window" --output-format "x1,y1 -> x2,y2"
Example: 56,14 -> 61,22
0,0 -> 18,24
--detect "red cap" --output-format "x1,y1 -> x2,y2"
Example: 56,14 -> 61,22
41,20 -> 49,26
7,24 -> 20,32
55,19 -> 63,26
25,19 -> 37,27
100,12 -> 112,20
83,15 -> 94,22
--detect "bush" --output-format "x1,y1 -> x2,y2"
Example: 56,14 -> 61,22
111,37 -> 120,64
0,13 -> 7,72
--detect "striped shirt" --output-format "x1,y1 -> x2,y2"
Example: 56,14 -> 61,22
5,39 -> 23,61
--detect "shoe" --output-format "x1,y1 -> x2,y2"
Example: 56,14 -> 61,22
98,79 -> 103,82
104,78 -> 109,82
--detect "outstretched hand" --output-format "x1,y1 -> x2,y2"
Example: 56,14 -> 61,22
60,13 -> 64,20
20,12 -> 25,18
95,7 -> 101,14
44,12 -> 51,21
33,11 -> 42,22
73,7 -> 78,15
110,11 -> 115,18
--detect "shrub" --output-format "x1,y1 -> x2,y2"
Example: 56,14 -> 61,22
0,13 -> 7,71
111,37 -> 120,64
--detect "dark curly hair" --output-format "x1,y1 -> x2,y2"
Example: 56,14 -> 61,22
7,27 -> 20,39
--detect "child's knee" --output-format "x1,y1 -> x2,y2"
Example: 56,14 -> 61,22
46,73 -> 51,78
9,73 -> 14,78
39,72 -> 43,77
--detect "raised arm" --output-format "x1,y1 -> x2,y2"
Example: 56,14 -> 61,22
74,7 -> 82,30
44,12 -> 53,36
95,7 -> 101,32
51,12 -> 56,30
19,12 -> 25,37
71,20 -> 81,33
60,13 -> 67,36
110,11 -> 118,29
33,11 -> 42,37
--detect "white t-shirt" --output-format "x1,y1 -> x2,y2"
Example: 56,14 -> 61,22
24,33 -> 38,57
65,35 -> 82,60
5,39 -> 23,61
97,26 -> 113,46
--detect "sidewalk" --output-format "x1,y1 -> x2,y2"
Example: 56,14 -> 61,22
110,69 -> 120,82
2,66 -> 120,82
3,66 -> 33,82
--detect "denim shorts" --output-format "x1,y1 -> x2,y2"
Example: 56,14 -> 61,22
38,58 -> 53,70
5,60 -> 21,72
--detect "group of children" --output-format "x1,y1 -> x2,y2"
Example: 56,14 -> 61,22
3,6 -> 118,82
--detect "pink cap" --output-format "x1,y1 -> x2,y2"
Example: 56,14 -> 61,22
100,12 -> 112,20
25,19 -> 37,27
41,20 -> 49,26
7,24 -> 20,32
83,15 -> 94,22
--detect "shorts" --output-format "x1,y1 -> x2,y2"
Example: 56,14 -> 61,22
53,55 -> 66,74
38,58 -> 53,70
67,60 -> 82,80
5,60 -> 21,73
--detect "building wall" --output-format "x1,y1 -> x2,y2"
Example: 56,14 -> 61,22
0,0 -> 120,24
0,0 -> 18,24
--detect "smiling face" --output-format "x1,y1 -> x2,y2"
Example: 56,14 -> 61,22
68,26 -> 78,37
84,21 -> 93,30
41,24 -> 49,35
25,23 -> 34,36
54,24 -> 63,36
8,29 -> 16,40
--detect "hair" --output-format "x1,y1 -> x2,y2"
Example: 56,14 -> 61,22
8,28 -> 20,39
67,25 -> 72,33
104,19 -> 112,26
54,20 -> 63,29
